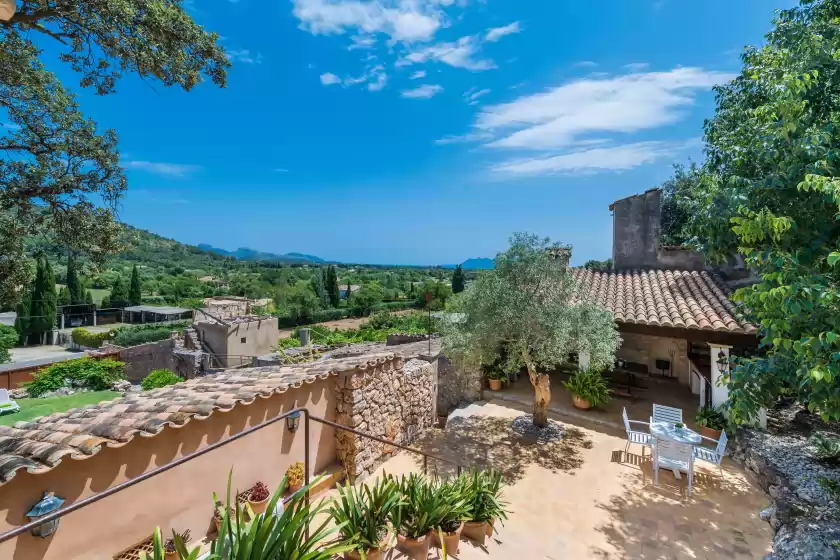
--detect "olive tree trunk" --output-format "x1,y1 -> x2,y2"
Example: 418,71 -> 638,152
524,349 -> 550,427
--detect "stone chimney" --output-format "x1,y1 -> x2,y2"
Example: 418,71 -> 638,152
548,247 -> 572,268
611,189 -> 661,270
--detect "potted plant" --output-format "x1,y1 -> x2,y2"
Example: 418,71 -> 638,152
213,502 -> 235,532
695,406 -> 726,440
247,481 -> 271,515
430,476 -> 472,555
461,469 -> 508,545
390,473 -> 449,560
163,530 -> 190,559
330,477 -> 403,560
563,367 -> 610,410
286,461 -> 305,494
486,368 -> 506,392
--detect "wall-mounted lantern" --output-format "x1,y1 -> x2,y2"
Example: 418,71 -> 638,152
716,350 -> 730,375
26,492 -> 64,538
286,411 -> 301,433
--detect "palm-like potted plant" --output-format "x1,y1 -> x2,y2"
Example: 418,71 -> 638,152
389,473 -> 450,560
330,477 -> 404,560
695,406 -> 726,439
461,469 -> 508,545
430,476 -> 472,555
285,461 -> 305,494
247,481 -> 271,515
563,367 -> 611,410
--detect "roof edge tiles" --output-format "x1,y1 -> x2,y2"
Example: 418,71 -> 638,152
0,353 -> 402,485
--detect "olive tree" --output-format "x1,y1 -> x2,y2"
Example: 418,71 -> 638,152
443,233 -> 621,427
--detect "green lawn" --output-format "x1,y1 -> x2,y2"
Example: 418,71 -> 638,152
0,390 -> 121,426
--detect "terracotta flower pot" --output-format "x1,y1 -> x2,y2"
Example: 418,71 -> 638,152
462,520 -> 490,545
488,379 -> 503,391
344,548 -> 383,560
431,522 -> 464,555
699,425 -> 722,441
288,480 -> 303,494
437,413 -> 448,428
397,531 -> 431,560
165,551 -> 177,560
572,395 -> 591,410
248,495 -> 269,515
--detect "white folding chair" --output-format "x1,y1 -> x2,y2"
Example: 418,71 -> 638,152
0,389 -> 20,414
653,436 -> 694,497
622,407 -> 652,456
652,403 -> 683,425
695,430 -> 728,474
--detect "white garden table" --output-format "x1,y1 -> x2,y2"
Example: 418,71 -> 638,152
650,420 -> 701,480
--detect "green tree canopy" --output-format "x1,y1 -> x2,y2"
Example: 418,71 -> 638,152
129,265 -> 142,305
29,254 -> 56,340
66,255 -> 83,305
109,275 -> 128,309
0,1 -> 229,307
325,265 -> 340,307
350,282 -> 385,316
451,265 -> 466,294
443,233 -> 621,427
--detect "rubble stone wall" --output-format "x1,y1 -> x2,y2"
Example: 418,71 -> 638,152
335,356 -> 436,481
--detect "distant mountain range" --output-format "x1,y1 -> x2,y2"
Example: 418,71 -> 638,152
196,244 -> 326,264
442,258 -> 495,270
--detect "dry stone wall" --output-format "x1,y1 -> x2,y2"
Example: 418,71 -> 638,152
335,356 -> 435,481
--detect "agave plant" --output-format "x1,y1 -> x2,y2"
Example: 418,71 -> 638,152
435,476 -> 473,533
329,476 -> 404,554
389,473 -> 451,539
139,528 -> 200,560
462,469 -> 509,528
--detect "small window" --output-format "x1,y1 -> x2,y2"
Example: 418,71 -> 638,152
240,337 -> 247,344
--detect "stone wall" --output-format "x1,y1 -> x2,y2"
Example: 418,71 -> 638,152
117,338 -> 177,381
437,355 -> 482,414
335,356 -> 436,481
612,188 -> 661,270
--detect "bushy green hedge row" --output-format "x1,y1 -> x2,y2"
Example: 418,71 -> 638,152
141,368 -> 183,390
112,327 -> 175,347
25,357 -> 125,397
276,303 -> 417,328
71,328 -> 112,349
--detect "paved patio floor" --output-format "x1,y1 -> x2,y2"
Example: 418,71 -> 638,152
370,400 -> 772,559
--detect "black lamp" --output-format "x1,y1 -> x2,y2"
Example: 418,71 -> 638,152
286,411 -> 301,433
716,350 -> 730,374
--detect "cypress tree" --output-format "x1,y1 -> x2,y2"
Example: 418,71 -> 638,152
129,265 -> 142,305
29,255 -> 57,343
452,265 -> 466,294
85,290 -> 94,305
14,288 -> 31,346
326,265 -> 340,307
345,281 -> 351,301
110,275 -> 129,308
57,286 -> 71,306
66,255 -> 83,305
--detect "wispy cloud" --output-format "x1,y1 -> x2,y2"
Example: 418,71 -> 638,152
435,130 -> 493,145
368,71 -> 388,91
124,161 -> 202,178
227,49 -> 263,64
348,34 -> 377,50
274,168 -> 289,172
573,60 -> 598,69
320,72 -> 342,85
399,35 -> 495,71
409,70 -> 427,80
624,62 -> 650,72
401,84 -> 443,99
485,21 -> 521,42
463,87 -> 491,105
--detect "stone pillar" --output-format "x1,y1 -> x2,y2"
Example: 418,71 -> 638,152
93,310 -> 97,326
708,344 -> 731,409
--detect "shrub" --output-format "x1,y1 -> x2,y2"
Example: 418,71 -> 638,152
25,357 -> 125,397
695,406 -> 726,431
0,324 -> 17,364
71,328 -> 112,349
371,301 -> 416,312
285,461 -> 305,486
811,433 -> 840,463
141,369 -> 183,390
112,326 -> 174,347
563,367 -> 611,408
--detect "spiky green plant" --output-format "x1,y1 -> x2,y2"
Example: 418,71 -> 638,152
139,527 -> 200,560
329,476 -> 404,554
461,469 -> 509,530
435,476 -> 473,533
389,473 -> 451,539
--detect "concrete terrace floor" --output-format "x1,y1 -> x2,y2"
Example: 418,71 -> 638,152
366,400 -> 772,559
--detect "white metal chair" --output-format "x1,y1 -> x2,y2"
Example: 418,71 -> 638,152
622,407 -> 652,455
0,389 -> 20,415
653,436 -> 695,497
695,430 -> 728,474
652,403 -> 683,425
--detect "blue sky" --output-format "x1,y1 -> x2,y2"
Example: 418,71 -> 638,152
57,0 -> 794,265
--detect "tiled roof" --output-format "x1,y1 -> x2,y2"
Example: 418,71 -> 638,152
0,353 -> 399,485
570,268 -> 756,334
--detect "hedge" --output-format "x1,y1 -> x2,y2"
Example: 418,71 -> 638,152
371,301 -> 417,312
112,327 -> 174,347
71,328 -> 112,349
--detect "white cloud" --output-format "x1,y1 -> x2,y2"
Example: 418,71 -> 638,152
400,35 -> 495,71
348,34 -> 377,49
124,161 -> 202,178
435,130 -> 493,144
573,60 -> 598,69
463,87 -> 490,105
477,67 -> 735,150
409,70 -> 427,79
275,168 -> 289,172
227,49 -> 263,64
291,0 -> 450,43
368,71 -> 388,91
485,21 -> 521,42
624,62 -> 650,72
320,72 -> 342,85
401,84 -> 443,99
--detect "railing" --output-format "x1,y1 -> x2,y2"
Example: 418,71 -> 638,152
690,360 -> 713,408
0,407 -> 462,544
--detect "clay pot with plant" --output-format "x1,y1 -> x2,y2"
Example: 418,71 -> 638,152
286,461 -> 305,494
248,481 -> 271,515
695,406 -> 726,440
460,469 -> 508,546
486,368 -> 506,392
163,529 -> 190,559
430,475 -> 472,555
213,503 -> 235,532
330,477 -> 403,560
563,367 -> 611,410
389,473 -> 451,560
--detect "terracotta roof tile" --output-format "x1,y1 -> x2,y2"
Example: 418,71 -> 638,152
0,353 -> 400,485
571,268 -> 756,335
